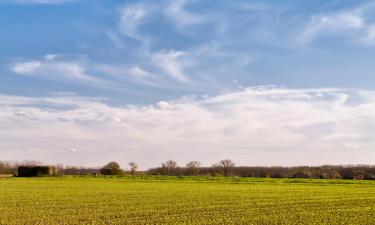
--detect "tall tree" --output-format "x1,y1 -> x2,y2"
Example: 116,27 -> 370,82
219,159 -> 235,176
128,161 -> 138,176
186,161 -> 201,176
161,160 -> 178,175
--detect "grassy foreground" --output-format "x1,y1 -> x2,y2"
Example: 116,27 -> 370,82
1,176 -> 375,225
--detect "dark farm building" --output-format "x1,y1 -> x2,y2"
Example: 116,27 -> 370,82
18,166 -> 58,177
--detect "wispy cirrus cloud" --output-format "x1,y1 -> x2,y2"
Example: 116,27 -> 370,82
117,0 -> 210,42
12,61 -> 41,74
164,0 -> 206,27
151,50 -> 189,82
118,2 -> 156,41
1,87 -> 375,168
10,54 -> 113,88
9,54 -> 175,92
299,3 -> 375,45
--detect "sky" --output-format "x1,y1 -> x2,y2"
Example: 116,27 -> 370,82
1,0 -> 375,169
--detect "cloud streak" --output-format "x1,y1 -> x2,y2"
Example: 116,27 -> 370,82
151,50 -> 189,82
300,3 -> 375,45
10,54 -> 118,89
164,0 -> 206,27
118,2 -> 155,41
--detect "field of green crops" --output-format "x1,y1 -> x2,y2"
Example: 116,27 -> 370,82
1,176 -> 375,224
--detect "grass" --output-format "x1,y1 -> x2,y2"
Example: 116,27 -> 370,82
1,176 -> 375,224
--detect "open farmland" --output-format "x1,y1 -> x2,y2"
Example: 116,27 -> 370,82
1,176 -> 375,225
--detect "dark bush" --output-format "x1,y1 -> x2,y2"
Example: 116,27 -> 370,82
100,162 -> 123,175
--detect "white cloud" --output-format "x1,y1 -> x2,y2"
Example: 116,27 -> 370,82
164,0 -> 205,27
152,50 -> 189,82
128,66 -> 151,78
1,87 -> 375,168
10,54 -> 113,88
118,2 -> 155,41
359,90 -> 375,101
92,64 -> 159,88
67,147 -> 78,153
44,54 -> 58,61
300,4 -> 375,45
118,0 -> 206,38
155,101 -> 171,109
361,25 -> 375,45
300,12 -> 364,44
12,61 -> 41,74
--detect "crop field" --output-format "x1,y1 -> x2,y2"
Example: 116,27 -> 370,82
1,176 -> 375,224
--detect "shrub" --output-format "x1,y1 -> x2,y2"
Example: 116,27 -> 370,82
100,162 -> 123,175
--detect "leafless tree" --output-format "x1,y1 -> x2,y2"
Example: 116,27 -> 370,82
186,161 -> 201,176
21,160 -> 43,166
211,163 -> 221,176
161,160 -> 178,175
219,159 -> 235,176
128,161 -> 138,176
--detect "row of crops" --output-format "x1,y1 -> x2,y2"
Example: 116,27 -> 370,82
0,177 -> 375,224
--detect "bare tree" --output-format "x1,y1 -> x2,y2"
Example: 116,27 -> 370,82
219,159 -> 235,176
186,161 -> 201,176
161,160 -> 178,175
21,160 -> 43,166
0,161 -> 7,174
128,161 -> 138,176
211,163 -> 221,176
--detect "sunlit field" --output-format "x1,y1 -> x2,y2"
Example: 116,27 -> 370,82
1,176 -> 375,224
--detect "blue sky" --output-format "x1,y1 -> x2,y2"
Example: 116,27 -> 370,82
1,0 -> 375,168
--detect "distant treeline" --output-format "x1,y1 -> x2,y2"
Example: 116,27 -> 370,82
149,160 -> 375,180
1,160 -> 375,180
148,165 -> 375,180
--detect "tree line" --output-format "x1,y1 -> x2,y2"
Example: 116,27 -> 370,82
147,160 -> 375,179
1,159 -> 375,180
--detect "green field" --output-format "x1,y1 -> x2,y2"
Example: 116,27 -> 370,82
1,176 -> 375,225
